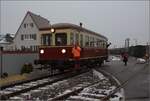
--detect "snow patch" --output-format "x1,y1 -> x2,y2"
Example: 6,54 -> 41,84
79,92 -> 105,97
69,95 -> 101,101
62,89 -> 72,94
136,58 -> 146,64
110,56 -> 121,61
110,92 -> 123,101
92,69 -> 106,80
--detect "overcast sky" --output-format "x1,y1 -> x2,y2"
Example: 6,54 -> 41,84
0,1 -> 149,48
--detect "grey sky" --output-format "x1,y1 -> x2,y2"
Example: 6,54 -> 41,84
0,1 -> 149,48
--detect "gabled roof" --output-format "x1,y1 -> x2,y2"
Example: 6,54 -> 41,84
28,11 -> 50,29
40,23 -> 108,40
14,11 -> 50,39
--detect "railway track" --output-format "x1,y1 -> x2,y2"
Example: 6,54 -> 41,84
1,68 -> 124,101
47,69 -> 124,101
0,68 -> 90,100
1,70 -> 66,90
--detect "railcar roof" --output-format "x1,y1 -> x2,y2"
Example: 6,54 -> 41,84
39,23 -> 108,41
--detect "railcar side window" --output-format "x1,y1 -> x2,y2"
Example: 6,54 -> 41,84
70,32 -> 74,45
103,41 -> 106,48
80,34 -> 83,47
98,40 -> 102,48
96,39 -> 100,47
55,33 -> 67,46
41,34 -> 52,46
93,38 -> 97,47
85,35 -> 89,46
101,41 -> 103,48
75,33 -> 79,44
90,37 -> 94,47
101,41 -> 106,48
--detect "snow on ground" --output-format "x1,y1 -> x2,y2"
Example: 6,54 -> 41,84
91,69 -> 124,101
108,55 -> 122,61
110,56 -> 121,61
7,70 -> 124,101
69,95 -> 101,101
109,92 -> 124,101
92,69 -> 107,80
79,92 -> 106,98
9,97 -> 23,100
62,89 -> 72,94
136,58 -> 146,64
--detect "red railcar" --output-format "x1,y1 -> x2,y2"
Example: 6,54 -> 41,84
35,23 -> 109,70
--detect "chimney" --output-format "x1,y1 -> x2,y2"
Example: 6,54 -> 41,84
79,22 -> 82,27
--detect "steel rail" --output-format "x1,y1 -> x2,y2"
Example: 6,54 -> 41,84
48,80 -> 102,101
1,68 -> 90,100
1,70 -> 67,90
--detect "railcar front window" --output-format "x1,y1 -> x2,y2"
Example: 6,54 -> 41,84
55,33 -> 67,46
41,34 -> 52,46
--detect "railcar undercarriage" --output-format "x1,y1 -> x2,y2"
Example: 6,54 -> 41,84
34,56 -> 107,71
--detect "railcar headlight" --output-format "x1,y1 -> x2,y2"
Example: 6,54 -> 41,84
51,28 -> 55,33
40,49 -> 44,54
61,49 -> 66,54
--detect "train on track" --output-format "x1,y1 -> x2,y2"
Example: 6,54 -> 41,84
110,45 -> 148,58
35,23 -> 110,71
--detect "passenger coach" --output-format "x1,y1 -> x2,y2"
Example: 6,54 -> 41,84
35,23 -> 109,70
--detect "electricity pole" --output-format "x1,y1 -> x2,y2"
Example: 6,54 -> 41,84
125,38 -> 130,52
0,46 -> 3,78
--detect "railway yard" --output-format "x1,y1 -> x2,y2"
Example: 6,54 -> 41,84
0,56 -> 149,101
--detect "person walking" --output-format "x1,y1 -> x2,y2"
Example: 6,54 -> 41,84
145,53 -> 149,63
72,43 -> 81,70
123,52 -> 128,66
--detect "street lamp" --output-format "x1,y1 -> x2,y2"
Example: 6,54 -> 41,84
0,46 -> 3,78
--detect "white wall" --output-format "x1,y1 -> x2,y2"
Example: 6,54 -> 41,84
13,13 -> 40,50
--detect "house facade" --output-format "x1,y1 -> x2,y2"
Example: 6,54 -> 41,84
13,11 -> 50,51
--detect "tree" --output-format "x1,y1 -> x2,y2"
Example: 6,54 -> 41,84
5,33 -> 13,42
